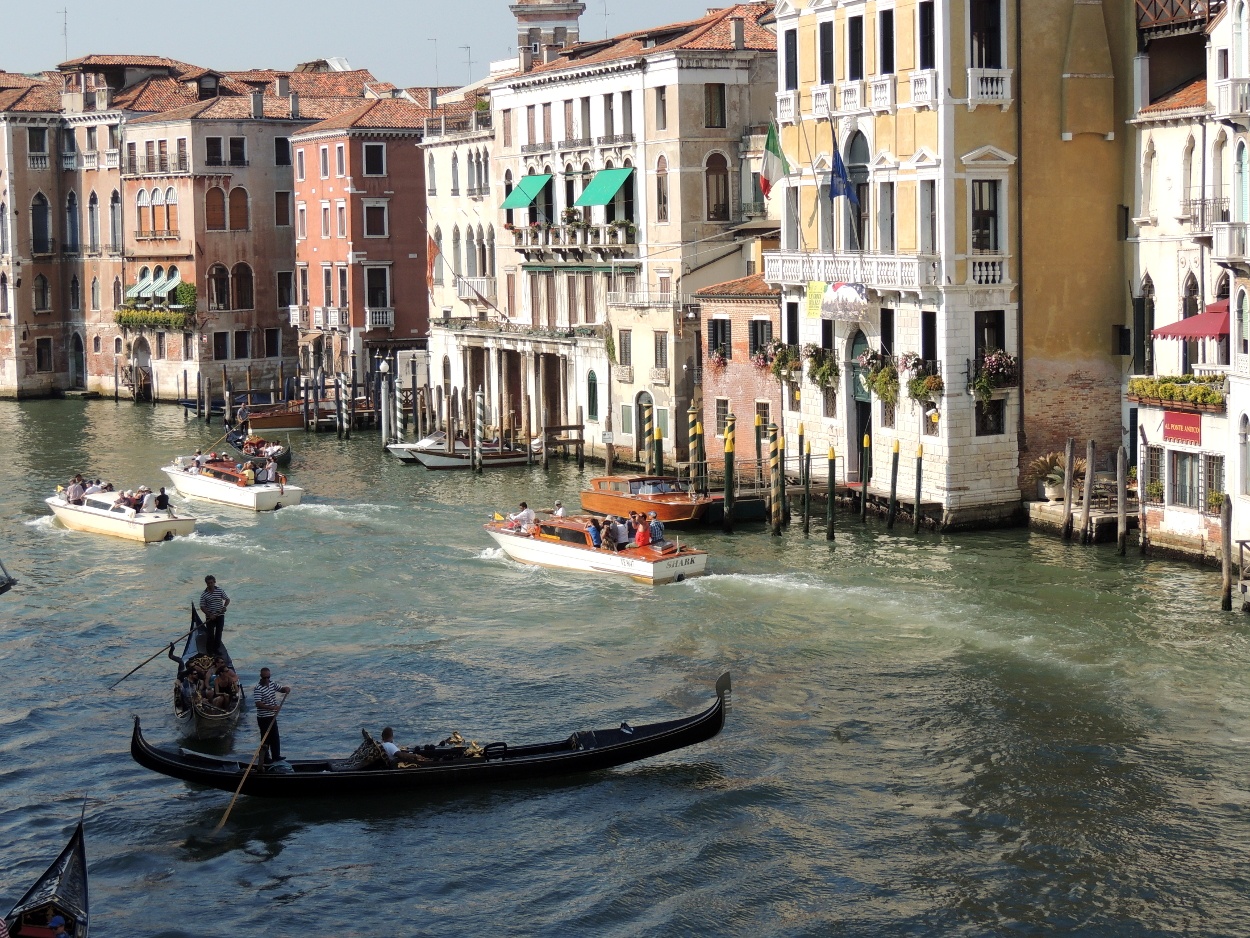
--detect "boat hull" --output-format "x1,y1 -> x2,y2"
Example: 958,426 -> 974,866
131,674 -> 728,798
414,449 -> 530,470
162,465 -> 303,510
46,496 -> 196,542
3,820 -> 89,936
173,624 -> 243,739
485,524 -> 707,585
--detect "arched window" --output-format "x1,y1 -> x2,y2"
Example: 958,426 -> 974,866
656,155 -> 669,223
0,203 -> 8,255
1237,2 -> 1247,78
565,163 -> 576,213
1240,288 -> 1250,356
91,277 -> 100,310
229,188 -> 249,230
31,193 -> 51,252
452,227 -> 461,275
112,277 -> 122,309
114,336 -> 122,355
428,153 -> 436,193
486,227 -> 496,277
622,158 -> 635,222
466,227 -> 478,278
1142,139 -> 1156,217
232,263 -> 254,309
451,153 -> 460,195
93,335 -> 101,354
150,187 -> 164,234
483,150 -> 490,190
136,188 -> 150,233
587,370 -> 599,421
207,264 -> 230,310
165,187 -> 178,233
65,192 -> 80,252
109,190 -> 122,250
33,274 -> 50,310
205,186 -> 226,230
1238,142 -> 1250,222
1182,137 -> 1195,214
87,192 -> 100,252
433,226 -> 444,284
0,274 -> 7,314
504,170 -> 515,226
705,153 -> 729,221
69,275 -> 80,310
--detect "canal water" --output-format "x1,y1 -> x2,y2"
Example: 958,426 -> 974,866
1,399 -> 1249,936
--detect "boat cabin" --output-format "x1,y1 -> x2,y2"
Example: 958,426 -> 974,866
590,476 -> 693,497
83,492 -> 142,515
535,519 -> 594,547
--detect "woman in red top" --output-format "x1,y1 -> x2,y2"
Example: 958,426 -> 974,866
635,517 -> 652,547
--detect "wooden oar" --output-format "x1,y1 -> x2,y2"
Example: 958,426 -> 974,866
215,691 -> 289,831
107,628 -> 193,690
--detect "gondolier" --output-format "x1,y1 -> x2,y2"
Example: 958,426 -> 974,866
199,575 -> 229,654
253,667 -> 291,765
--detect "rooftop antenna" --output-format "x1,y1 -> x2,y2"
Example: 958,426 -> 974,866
428,38 -> 438,88
604,0 -> 610,39
461,45 -> 472,84
61,8 -> 69,61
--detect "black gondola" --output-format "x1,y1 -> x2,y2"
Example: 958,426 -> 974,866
133,673 -> 730,798
3,820 -> 89,937
173,608 -> 244,738
0,558 -> 16,596
223,427 -> 293,468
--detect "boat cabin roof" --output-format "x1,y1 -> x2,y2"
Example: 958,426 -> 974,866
83,492 -> 148,513
589,475 -> 691,495
535,516 -> 595,546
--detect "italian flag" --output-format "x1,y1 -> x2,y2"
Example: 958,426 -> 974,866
760,121 -> 790,200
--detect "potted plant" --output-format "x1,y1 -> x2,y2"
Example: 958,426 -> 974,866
768,341 -> 800,381
871,365 -> 899,406
707,348 -> 728,370
1043,467 -> 1065,502
1145,479 -> 1164,503
560,207 -> 581,225
807,348 -> 841,390
1207,490 -> 1225,513
973,348 -> 1019,403
907,373 -> 944,402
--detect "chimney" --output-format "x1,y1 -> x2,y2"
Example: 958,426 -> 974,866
544,44 -> 561,64
520,46 -> 534,73
276,74 -> 290,96
730,16 -> 745,51
429,87 -> 439,109
289,92 -> 300,119
251,90 -> 264,119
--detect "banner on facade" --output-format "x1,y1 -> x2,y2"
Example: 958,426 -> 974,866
806,281 -> 825,318
820,281 -> 869,322
1162,410 -> 1202,445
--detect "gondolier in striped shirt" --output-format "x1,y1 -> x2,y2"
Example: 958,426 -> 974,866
253,667 -> 291,764
199,575 -> 229,655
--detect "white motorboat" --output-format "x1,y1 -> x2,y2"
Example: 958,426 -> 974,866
46,491 -> 197,542
388,430 -> 531,469
484,516 -> 708,585
162,457 -> 304,511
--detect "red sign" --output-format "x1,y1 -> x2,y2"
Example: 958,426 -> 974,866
1163,410 -> 1202,445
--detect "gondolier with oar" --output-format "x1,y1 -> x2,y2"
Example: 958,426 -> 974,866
199,574 -> 229,655
253,667 -> 291,765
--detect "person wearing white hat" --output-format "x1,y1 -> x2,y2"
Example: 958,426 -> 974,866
140,486 -> 157,513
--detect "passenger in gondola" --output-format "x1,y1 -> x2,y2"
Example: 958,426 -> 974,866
49,914 -> 69,937
208,658 -> 239,708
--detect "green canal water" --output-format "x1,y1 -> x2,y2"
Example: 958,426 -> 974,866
1,399 -> 1249,935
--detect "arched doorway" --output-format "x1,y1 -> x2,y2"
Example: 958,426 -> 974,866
70,333 -> 85,389
1182,273 -> 1200,372
1141,275 -> 1156,375
310,335 -> 325,376
130,335 -> 152,401
635,390 -> 654,460
849,330 -> 871,482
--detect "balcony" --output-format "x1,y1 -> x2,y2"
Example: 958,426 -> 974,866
1215,78 -> 1250,122
1214,222 -> 1250,265
104,149 -> 119,169
1181,197 -> 1229,233
763,250 -> 940,292
204,157 -> 249,168
559,137 -> 591,150
968,68 -> 1013,110
969,254 -> 1009,285
812,85 -> 833,120
30,237 -> 56,257
839,80 -> 865,111
615,365 -> 634,383
911,70 -> 938,109
776,90 -> 798,124
649,367 -> 670,386
82,151 -> 98,171
312,307 -> 326,328
521,141 -> 551,154
465,185 -> 491,198
289,305 -> 309,328
869,76 -> 896,113
458,277 -> 497,302
597,133 -> 635,146
28,153 -> 49,170
133,229 -> 181,240
128,154 -> 189,175
367,307 -> 395,329
61,153 -> 77,171
607,291 -> 679,310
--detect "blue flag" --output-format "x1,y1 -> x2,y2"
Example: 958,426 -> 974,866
830,150 -> 859,206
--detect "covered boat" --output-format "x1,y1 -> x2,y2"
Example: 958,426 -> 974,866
162,456 -> 303,511
131,673 -> 729,798
3,820 -> 89,937
173,608 -> 244,738
580,475 -> 722,524
45,490 -> 196,543
224,427 -> 292,467
484,515 -> 708,585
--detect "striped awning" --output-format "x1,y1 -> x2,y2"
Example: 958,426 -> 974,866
125,274 -> 151,299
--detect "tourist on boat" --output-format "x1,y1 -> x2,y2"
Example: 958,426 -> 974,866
254,666 -> 291,764
588,518 -> 603,548
155,486 -> 172,515
380,727 -> 400,760
49,915 -> 68,938
635,517 -> 652,547
65,476 -> 85,506
263,457 -> 279,483
83,478 -> 103,496
208,658 -> 239,708
199,575 -> 229,655
241,462 -> 256,486
648,512 -> 666,544
138,485 -> 156,512
626,512 -> 639,541
551,500 -> 566,518
193,450 -> 206,469
508,502 -> 535,531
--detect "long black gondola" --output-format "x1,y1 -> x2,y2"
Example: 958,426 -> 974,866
133,673 -> 730,798
223,426 -> 293,468
3,820 -> 89,937
0,558 -> 16,596
173,608 -> 244,738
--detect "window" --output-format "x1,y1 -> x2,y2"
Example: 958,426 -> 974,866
712,399 -> 729,437
155,331 -> 166,360
1205,454 -> 1226,514
28,127 -> 47,154
709,319 -> 732,358
229,188 -> 249,230
428,154 -> 437,194
921,310 -> 937,362
706,153 -> 730,221
92,335 -> 100,353
971,180 -> 1000,253
582,273 -> 595,323
33,274 -> 50,311
299,267 -> 309,305
182,332 -> 192,361
1171,451 -> 1200,508
277,271 -> 294,307
176,137 -> 188,171
749,320 -> 773,356
879,10 -> 895,74
823,385 -> 837,418
705,84 -> 726,128
920,180 -> 938,253
451,153 -> 460,194
975,399 -> 1005,436
786,301 -> 800,347
296,203 -> 307,239
365,267 -> 390,308
878,182 -> 895,252
114,336 -> 122,356
656,156 -> 669,222
602,97 -> 614,137
848,16 -> 864,80
205,187 -> 226,230
234,330 -> 250,360
213,331 -> 229,361
1219,48 -> 1230,81
655,86 -> 667,131
363,143 -> 386,176
619,329 -> 633,367
322,266 -> 333,307
0,204 -> 7,254
819,21 -> 835,85
621,403 -> 633,435
756,401 -> 771,428
502,109 -> 512,148
974,310 -> 1005,358
588,371 -> 599,421
229,264 -> 253,310
1240,290 -> 1250,355
208,264 -> 230,311
36,337 -> 53,372
970,0 -> 1003,70
64,192 -> 80,252
112,278 -> 122,308
275,191 -> 291,226
69,276 -> 80,311
542,102 -> 553,143
31,193 -> 51,252
654,331 -> 669,370
228,137 -> 246,165
338,266 -> 348,307
784,29 -> 799,91
336,143 -> 345,177
206,137 -> 223,166
108,191 -> 121,250
337,201 -> 347,238
91,277 -> 100,310
319,146 -> 329,179
266,328 -> 281,358
295,148 -> 305,181
275,137 -> 291,166
882,397 -> 895,428
321,203 -> 331,238
919,1 -> 936,70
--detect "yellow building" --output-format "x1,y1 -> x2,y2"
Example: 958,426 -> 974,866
764,0 -> 1131,528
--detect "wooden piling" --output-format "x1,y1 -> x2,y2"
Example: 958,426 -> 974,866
797,422 -> 806,519
523,393 -> 532,465
1079,439 -> 1095,544
687,403 -> 699,486
196,372 -> 203,419
348,351 -> 357,438
803,444 -> 811,537
604,412 -> 615,475
1137,425 -> 1149,553
642,401 -> 655,473
654,425 -> 664,476
182,370 -> 188,407
913,445 -> 923,533
886,440 -> 900,528
826,446 -> 836,541
778,430 -> 788,526
768,422 -> 781,537
723,416 -> 735,535
221,366 -> 230,426
1061,437 -> 1076,540
860,433 -> 870,523
113,357 -> 118,402
1222,495 -> 1233,611
754,412 -> 764,488
302,377 -> 311,431
335,373 -> 343,439
204,378 -> 212,425
1117,445 -> 1128,555
576,405 -> 585,470
278,360 -> 285,401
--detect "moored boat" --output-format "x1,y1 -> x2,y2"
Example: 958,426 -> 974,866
224,427 -> 293,467
484,515 -> 708,585
238,400 -> 307,431
580,475 -> 721,524
173,609 -> 244,738
46,491 -> 196,543
3,820 -> 89,937
131,673 -> 729,798
162,457 -> 303,511
390,430 -> 531,469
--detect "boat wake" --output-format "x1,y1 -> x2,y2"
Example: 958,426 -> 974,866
23,516 -> 63,532
179,530 -> 265,551
278,502 -> 390,522
477,547 -> 505,560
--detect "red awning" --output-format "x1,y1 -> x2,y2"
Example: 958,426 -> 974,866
1151,301 -> 1230,340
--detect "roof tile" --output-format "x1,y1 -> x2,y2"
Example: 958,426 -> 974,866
694,272 -> 779,298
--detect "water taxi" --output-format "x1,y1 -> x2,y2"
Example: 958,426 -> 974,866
162,456 -> 303,511
225,427 -> 293,467
484,515 -> 708,585
46,490 -> 196,542
580,475 -> 722,524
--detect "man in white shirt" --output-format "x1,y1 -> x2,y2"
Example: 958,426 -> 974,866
380,727 -> 400,759
139,486 -> 157,512
508,501 -> 536,530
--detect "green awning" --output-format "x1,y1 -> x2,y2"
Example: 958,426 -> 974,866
139,273 -> 167,298
501,173 -> 552,210
575,168 -> 633,207
125,275 -> 151,299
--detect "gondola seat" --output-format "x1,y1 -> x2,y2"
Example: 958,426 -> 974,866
329,730 -> 385,771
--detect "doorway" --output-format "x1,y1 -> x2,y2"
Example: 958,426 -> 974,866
70,333 -> 85,389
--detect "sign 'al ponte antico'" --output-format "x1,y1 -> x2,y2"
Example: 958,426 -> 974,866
1163,410 -> 1202,446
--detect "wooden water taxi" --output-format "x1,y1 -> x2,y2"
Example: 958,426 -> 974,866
131,673 -> 729,798
225,427 -> 292,467
46,491 -> 196,543
173,610 -> 244,738
162,457 -> 303,511
238,400 -> 306,431
3,820 -> 89,937
580,475 -> 723,524
484,515 -> 708,585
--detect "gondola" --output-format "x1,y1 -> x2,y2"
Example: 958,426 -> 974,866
132,673 -> 730,798
224,426 -> 293,468
173,608 -> 244,738
0,558 -> 16,596
3,820 -> 89,937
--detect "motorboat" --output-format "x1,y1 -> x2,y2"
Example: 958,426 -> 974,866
162,456 -> 303,511
131,673 -> 729,798
388,430 -> 531,470
580,475 -> 722,524
46,490 -> 196,543
3,820 -> 89,937
484,515 -> 708,585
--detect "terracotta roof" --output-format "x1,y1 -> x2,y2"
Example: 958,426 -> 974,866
0,71 -> 49,90
129,95 -> 363,125
1141,77 -> 1208,115
528,2 -> 775,76
111,76 -> 199,112
694,272 -> 779,298
293,98 -> 436,134
59,54 -> 202,74
0,84 -> 62,113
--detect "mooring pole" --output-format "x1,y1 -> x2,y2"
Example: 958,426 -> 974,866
723,415 -> 736,535
887,439 -> 900,529
1079,439 -> 1096,544
860,433 -> 870,523
687,403 -> 699,488
826,446 -> 836,541
1222,495 -> 1233,611
654,425 -> 664,476
803,442 -> 812,537
779,429 -> 789,526
913,444 -> 924,533
768,422 -> 781,537
755,412 -> 763,488
1062,436 -> 1076,540
1117,444 -> 1128,555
